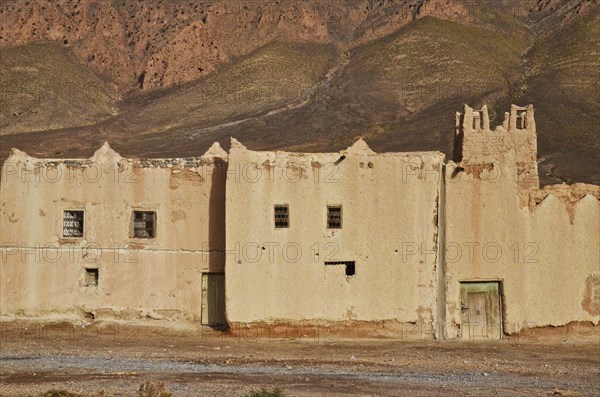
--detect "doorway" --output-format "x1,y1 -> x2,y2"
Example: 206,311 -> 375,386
460,281 -> 502,340
201,273 -> 226,326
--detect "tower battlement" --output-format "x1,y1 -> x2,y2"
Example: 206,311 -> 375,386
454,104 -> 539,189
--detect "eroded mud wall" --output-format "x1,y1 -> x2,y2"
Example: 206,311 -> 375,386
225,139 -> 444,333
0,143 -> 227,322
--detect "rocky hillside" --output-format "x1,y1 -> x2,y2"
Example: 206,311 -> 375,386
0,0 -> 598,184
0,0 -> 466,91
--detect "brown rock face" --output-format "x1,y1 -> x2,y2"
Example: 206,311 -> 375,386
0,0 -> 590,92
0,0 -> 476,92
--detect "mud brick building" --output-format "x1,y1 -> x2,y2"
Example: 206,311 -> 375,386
1,105 -> 598,340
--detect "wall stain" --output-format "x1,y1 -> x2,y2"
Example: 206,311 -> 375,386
581,272 -> 600,316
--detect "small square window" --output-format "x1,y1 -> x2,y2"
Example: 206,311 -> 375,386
84,268 -> 99,286
274,204 -> 289,228
327,205 -> 342,229
132,211 -> 156,238
63,210 -> 84,238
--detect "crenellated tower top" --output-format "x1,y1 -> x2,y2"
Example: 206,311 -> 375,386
454,104 -> 539,189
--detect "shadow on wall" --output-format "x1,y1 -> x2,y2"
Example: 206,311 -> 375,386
208,157 -> 227,273
206,157 -> 228,331
454,112 -> 464,162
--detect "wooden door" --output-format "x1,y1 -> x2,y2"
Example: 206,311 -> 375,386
201,273 -> 226,326
460,282 -> 502,340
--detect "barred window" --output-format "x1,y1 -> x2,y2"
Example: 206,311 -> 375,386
327,205 -> 342,229
274,204 -> 289,228
132,211 -> 156,238
63,210 -> 84,238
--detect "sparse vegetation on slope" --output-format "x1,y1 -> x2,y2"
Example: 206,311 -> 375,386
199,16 -> 528,156
112,41 -> 338,138
518,6 -> 600,184
0,42 -> 118,135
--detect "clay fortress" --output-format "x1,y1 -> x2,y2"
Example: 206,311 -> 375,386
1,105 -> 598,340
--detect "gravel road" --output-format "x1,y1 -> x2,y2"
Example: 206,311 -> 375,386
0,322 -> 598,396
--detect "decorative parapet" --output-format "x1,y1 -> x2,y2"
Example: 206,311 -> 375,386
455,104 -> 539,190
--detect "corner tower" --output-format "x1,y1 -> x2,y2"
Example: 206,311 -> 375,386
454,104 -> 539,189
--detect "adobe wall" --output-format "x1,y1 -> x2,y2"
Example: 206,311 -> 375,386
455,104 -> 539,190
0,142 -> 227,323
444,105 -> 600,338
225,138 -> 445,334
1,104 -> 597,338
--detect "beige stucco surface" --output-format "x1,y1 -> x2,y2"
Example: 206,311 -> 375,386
445,163 -> 600,336
0,143 -> 227,322
443,105 -> 600,338
225,139 -> 445,329
1,104 -> 598,339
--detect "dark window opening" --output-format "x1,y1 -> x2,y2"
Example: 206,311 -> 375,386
274,204 -> 289,228
325,261 -> 355,276
133,211 -> 156,238
518,111 -> 527,129
327,205 -> 342,229
63,210 -> 84,237
472,113 -> 480,130
85,268 -> 99,286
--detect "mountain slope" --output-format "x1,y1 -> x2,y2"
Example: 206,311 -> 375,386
521,6 -> 600,184
0,42 -> 117,134
0,0 -> 598,185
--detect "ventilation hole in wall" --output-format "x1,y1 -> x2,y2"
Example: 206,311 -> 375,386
84,268 -> 99,287
334,155 -> 346,166
325,261 -> 356,277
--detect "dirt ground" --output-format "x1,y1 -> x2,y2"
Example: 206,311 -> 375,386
0,321 -> 599,397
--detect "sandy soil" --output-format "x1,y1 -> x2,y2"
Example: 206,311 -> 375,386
0,321 -> 599,396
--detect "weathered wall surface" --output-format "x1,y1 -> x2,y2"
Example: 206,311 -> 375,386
225,138 -> 444,331
444,105 -> 600,338
1,104 -> 598,338
455,104 -> 539,190
0,143 -> 227,322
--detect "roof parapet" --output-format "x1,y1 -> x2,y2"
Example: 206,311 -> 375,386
230,137 -> 249,152
201,142 -> 228,160
458,104 -> 535,134
7,148 -> 30,162
344,138 -> 376,155
90,142 -> 122,164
